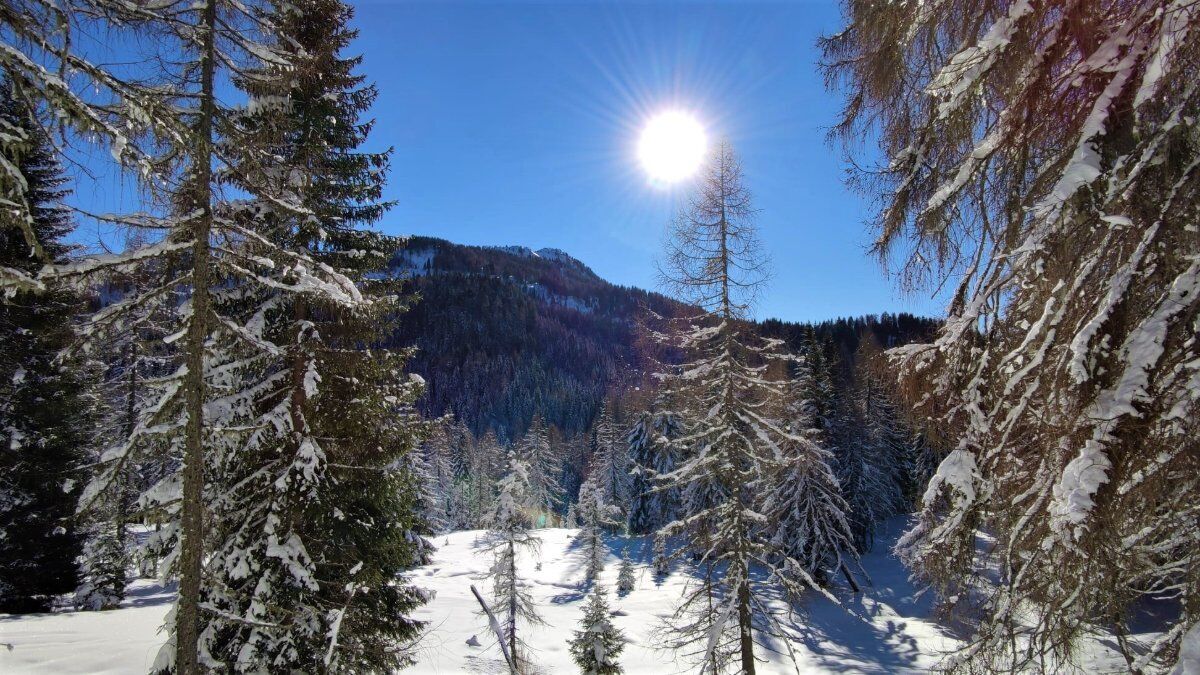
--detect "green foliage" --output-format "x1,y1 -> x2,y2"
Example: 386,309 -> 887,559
569,584 -> 625,675
0,83 -> 88,614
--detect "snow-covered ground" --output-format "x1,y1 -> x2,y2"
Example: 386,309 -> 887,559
408,521 -> 960,674
0,518 -> 1156,674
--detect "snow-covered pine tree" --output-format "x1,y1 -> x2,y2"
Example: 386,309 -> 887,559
575,473 -> 618,585
416,417 -> 458,534
40,2 -> 392,669
408,426 -> 450,537
825,0 -> 1200,668
839,340 -> 907,550
519,414 -> 562,527
651,536 -> 669,581
616,550 -> 635,596
625,409 -> 683,535
762,355 -> 860,593
484,451 -> 546,670
590,402 -> 630,529
75,230 -> 179,610
653,141 -> 831,673
441,416 -> 475,530
194,0 -> 431,669
569,583 -> 626,675
0,83 -> 88,613
464,430 -> 505,528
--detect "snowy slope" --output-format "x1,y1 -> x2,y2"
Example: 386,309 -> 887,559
0,518 -> 1157,674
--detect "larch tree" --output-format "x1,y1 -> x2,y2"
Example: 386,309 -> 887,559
0,1 -> 183,295
653,141 -> 828,674
0,82 -> 88,614
824,0 -> 1200,669
484,451 -> 546,671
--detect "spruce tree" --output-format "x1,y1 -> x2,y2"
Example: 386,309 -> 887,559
569,584 -> 626,675
575,475 -> 617,585
651,536 -> 670,581
196,0 -> 430,668
626,409 -> 683,535
589,403 -> 630,529
616,550 -> 636,597
0,83 -> 87,614
519,414 -> 562,526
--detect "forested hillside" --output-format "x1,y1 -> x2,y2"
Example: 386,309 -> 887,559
387,236 -> 939,440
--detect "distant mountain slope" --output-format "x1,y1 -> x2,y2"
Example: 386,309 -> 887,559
385,236 -> 939,441
386,237 -> 678,440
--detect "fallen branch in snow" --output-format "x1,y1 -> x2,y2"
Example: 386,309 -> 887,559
470,584 -> 518,674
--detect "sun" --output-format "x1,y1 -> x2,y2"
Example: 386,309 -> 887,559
638,111 -> 707,184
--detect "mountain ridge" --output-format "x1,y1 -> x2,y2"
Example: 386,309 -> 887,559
385,236 -> 939,442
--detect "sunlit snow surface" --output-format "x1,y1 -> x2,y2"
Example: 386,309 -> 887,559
0,518 -> 1156,674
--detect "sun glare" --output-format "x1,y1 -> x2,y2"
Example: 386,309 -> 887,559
638,111 -> 707,185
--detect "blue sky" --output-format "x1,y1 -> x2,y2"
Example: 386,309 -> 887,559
351,0 -> 942,323
62,1 -> 941,324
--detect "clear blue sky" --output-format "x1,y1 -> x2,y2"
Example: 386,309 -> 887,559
351,0 -> 942,324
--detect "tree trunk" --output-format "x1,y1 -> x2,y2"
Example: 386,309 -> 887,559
738,578 -> 755,674
177,0 -> 217,670
508,539 -> 518,673
840,563 -> 861,593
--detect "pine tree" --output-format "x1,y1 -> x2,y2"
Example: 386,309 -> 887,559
484,452 -> 546,670
616,550 -> 636,597
37,1 -> 407,669
75,231 -> 176,611
651,536 -> 670,581
409,430 -> 450,536
464,431 -> 505,528
196,0 -> 430,668
589,402 -> 630,529
519,414 -> 562,527
825,0 -> 1200,668
575,474 -> 617,585
782,334 -> 879,561
424,416 -> 461,530
569,584 -> 626,675
0,83 -> 87,614
763,359 -> 860,593
839,342 -> 907,551
626,409 -> 683,535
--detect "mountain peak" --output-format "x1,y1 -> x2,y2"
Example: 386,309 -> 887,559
485,244 -> 592,274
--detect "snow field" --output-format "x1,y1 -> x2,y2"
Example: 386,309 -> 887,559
0,518 -> 1156,674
